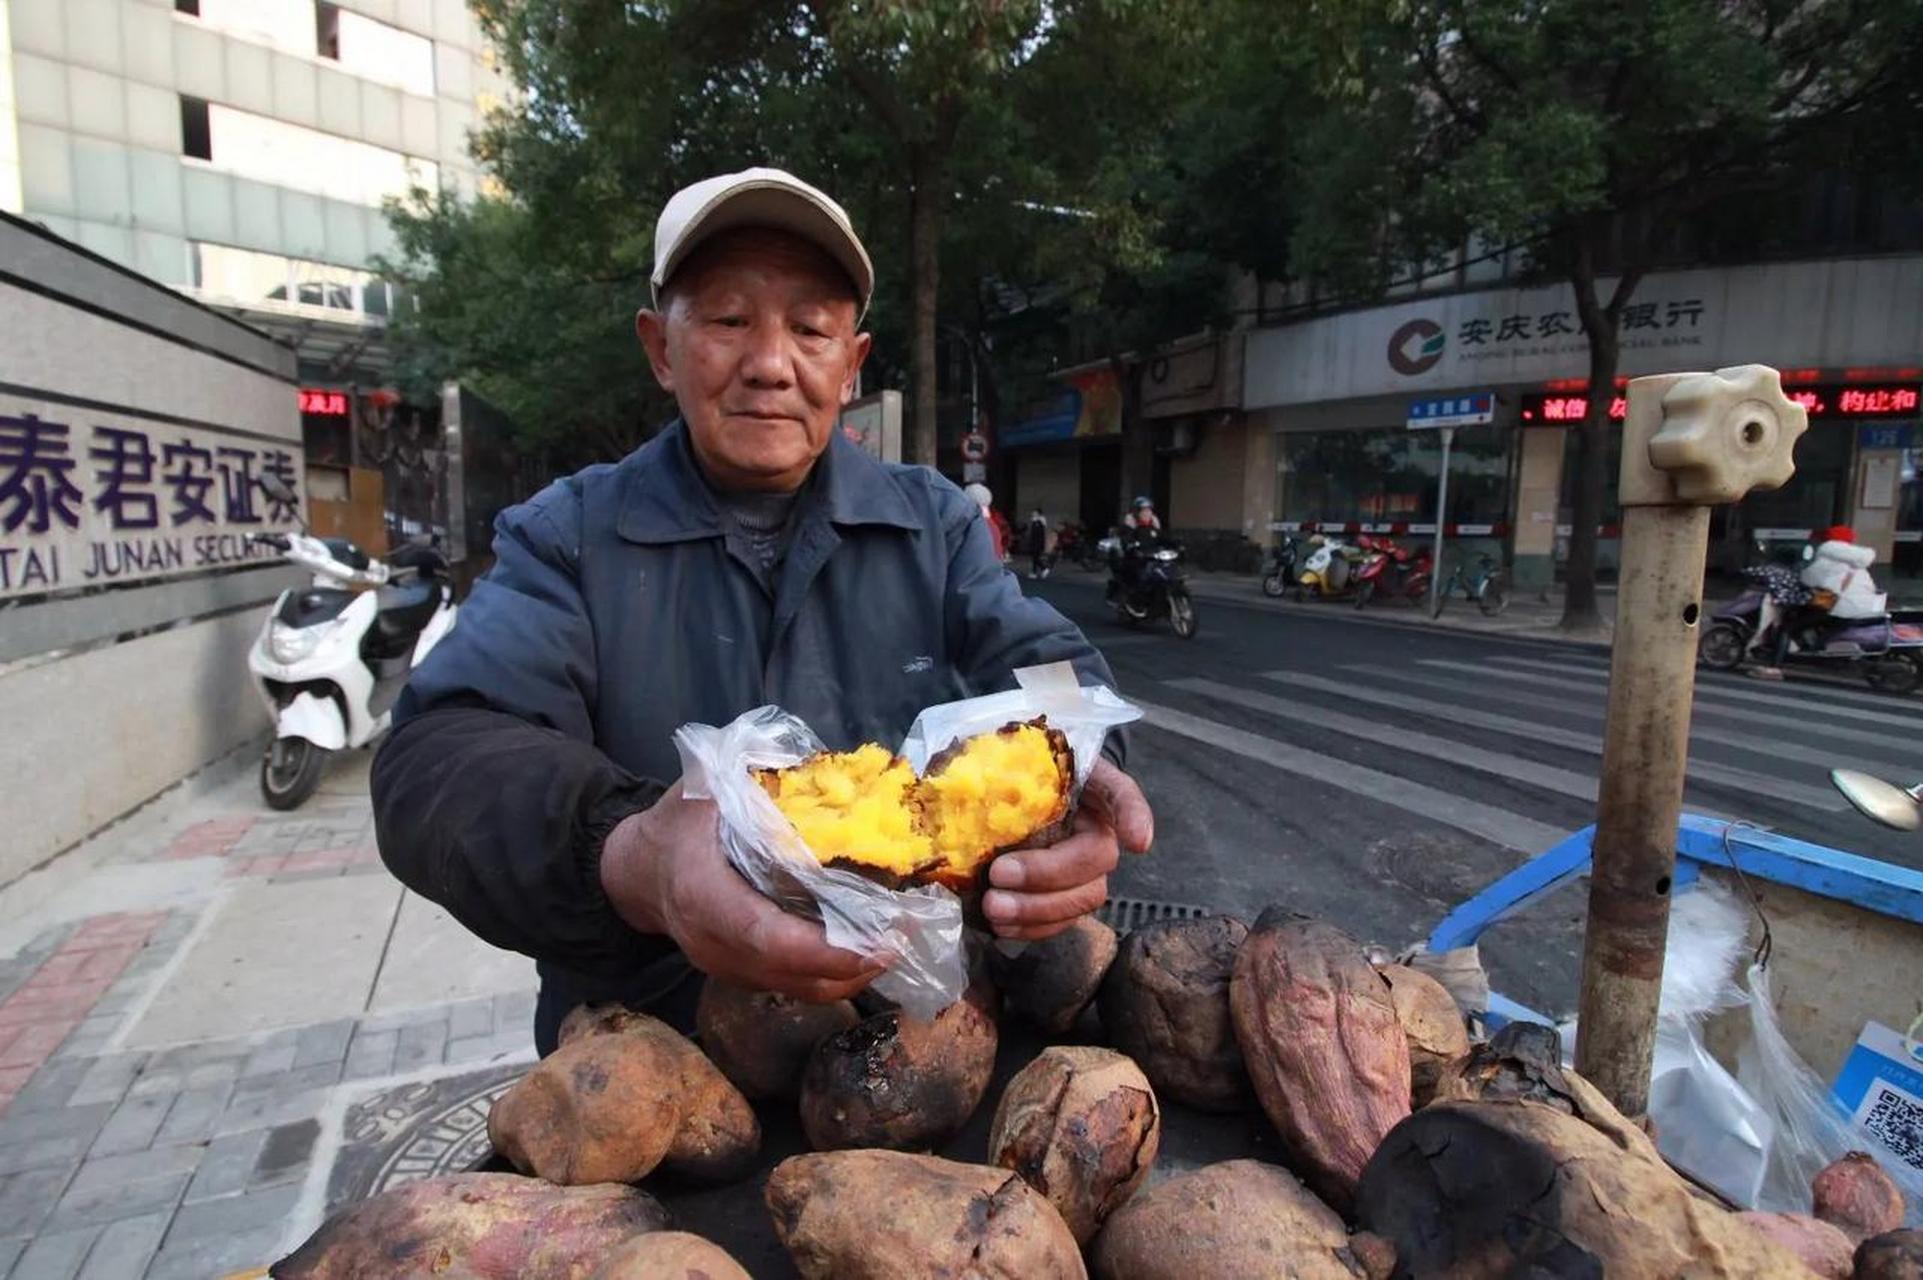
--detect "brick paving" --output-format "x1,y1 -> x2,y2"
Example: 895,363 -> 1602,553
0,763 -> 537,1278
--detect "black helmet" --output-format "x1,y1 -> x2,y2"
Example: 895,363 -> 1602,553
1131,496 -> 1153,511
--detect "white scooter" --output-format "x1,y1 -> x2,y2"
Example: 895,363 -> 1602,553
246,473 -> 457,809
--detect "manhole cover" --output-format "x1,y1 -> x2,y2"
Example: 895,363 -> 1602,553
326,1061 -> 529,1211
1098,896 -> 1211,935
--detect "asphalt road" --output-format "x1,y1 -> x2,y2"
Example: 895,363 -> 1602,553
1026,574 -> 1923,1020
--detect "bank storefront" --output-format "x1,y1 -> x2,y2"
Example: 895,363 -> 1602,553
1244,257 -> 1923,589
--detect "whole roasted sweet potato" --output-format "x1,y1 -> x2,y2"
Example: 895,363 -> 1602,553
989,1046 -> 1159,1244
1739,1212 -> 1854,1278
491,1008 -> 760,1185
1428,1019 -> 1576,1111
1854,1228 -> 1923,1279
800,983 -> 997,1151
989,916 -> 1118,1036
694,979 -> 859,1102
1376,963 -> 1469,1107
1098,914 -> 1251,1112
271,1172 -> 669,1279
766,1149 -> 1086,1279
1359,1096 -> 1820,1278
1812,1151 -> 1906,1244
1230,910 -> 1409,1211
588,1231 -> 752,1280
1090,1159 -> 1371,1280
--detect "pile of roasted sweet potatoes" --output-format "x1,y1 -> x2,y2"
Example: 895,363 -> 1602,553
271,906 -> 1915,1279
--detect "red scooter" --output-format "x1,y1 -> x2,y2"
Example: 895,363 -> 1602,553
1353,535 -> 1434,608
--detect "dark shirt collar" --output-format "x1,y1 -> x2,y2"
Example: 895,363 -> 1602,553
616,418 -> 920,545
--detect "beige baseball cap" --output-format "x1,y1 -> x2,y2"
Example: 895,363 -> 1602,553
650,167 -> 874,318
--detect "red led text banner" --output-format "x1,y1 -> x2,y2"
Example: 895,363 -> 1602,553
1520,383 -> 1920,425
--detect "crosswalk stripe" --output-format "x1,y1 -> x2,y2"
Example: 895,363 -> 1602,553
1256,672 -> 1844,810
1360,664 -> 1919,766
1483,655 -> 1923,728
1134,698 -> 1567,854
1168,677 -> 1609,804
1416,658 -> 1923,744
1496,648 -> 1922,716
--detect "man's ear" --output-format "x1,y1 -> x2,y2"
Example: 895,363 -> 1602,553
839,331 -> 874,405
636,309 -> 675,392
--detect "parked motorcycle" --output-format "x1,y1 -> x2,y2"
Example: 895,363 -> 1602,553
1296,534 -> 1367,600
1103,533 -> 1198,638
1698,577 -> 1922,694
246,474 -> 459,809
1352,535 -> 1435,609
1261,536 -> 1300,598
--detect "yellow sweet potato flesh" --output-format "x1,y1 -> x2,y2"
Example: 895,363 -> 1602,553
755,720 -> 1071,890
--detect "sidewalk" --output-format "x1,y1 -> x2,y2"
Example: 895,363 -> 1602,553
0,744 -> 538,1278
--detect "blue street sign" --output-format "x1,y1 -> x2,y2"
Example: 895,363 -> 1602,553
1408,393 -> 1495,429
1858,423 -> 1917,450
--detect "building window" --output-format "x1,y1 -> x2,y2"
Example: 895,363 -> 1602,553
316,3 -> 435,96
180,96 -> 212,160
197,103 -> 438,207
175,0 -> 200,15
190,242 -> 393,323
315,2 -> 341,59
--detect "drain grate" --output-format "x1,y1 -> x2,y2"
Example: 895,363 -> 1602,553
1097,896 -> 1213,936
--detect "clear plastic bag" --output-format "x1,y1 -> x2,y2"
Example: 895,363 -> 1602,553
674,663 -> 1141,1020
1738,961 -> 1923,1222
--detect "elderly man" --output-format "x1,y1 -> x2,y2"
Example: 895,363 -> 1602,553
372,168 -> 1150,1054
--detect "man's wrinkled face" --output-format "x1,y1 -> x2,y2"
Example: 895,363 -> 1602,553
637,228 -> 871,492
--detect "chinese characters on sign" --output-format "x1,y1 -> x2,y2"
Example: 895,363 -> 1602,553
1454,299 -> 1705,349
1519,383 -> 1923,426
298,389 -> 349,416
0,404 -> 302,598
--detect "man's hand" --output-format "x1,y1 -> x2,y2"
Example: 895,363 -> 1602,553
600,782 -> 885,1002
982,759 -> 1153,941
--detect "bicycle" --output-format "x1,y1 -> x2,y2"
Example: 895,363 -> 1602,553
1432,552 -> 1509,618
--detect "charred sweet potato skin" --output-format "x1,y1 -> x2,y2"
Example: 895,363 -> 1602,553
587,1231 -> 752,1280
270,1172 -> 669,1279
1097,914 -> 1251,1112
1811,1151 -> 1905,1244
988,1045 -> 1160,1244
1853,1228 -> 1923,1280
799,985 -> 998,1151
1359,1099 -> 1820,1279
1229,911 -> 1410,1211
766,1150 -> 1087,1280
1090,1159 -> 1367,1280
694,979 -> 860,1102
490,1008 -> 759,1185
989,916 -> 1118,1036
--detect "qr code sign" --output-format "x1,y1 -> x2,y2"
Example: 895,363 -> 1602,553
1858,1081 -> 1923,1172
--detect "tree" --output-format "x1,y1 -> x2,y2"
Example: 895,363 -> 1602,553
1292,0 -> 1923,629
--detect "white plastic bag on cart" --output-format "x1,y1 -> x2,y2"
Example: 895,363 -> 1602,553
1738,961 -> 1923,1222
674,663 -> 1140,1020
1560,882 -> 1774,1207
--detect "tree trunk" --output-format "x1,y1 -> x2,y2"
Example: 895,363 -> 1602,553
1564,268 -> 1622,632
908,147 -> 943,468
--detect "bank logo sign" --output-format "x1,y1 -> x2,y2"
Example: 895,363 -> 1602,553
1388,318 -> 1446,376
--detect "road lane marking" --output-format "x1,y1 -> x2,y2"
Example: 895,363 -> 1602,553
1132,698 -> 1567,854
1482,655 -> 1923,727
1413,660 -> 1922,753
1250,672 -> 1843,811
1364,664 -> 1919,765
